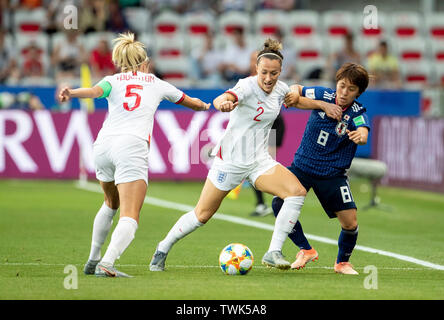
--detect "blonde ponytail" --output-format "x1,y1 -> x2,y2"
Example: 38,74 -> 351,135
112,32 -> 148,72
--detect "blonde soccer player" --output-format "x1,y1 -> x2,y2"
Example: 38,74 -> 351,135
58,32 -> 210,277
149,39 -> 343,271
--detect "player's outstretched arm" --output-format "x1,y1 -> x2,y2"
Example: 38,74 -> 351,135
284,84 -> 342,121
299,98 -> 342,121
58,86 -> 104,102
346,127 -> 369,145
213,92 -> 238,112
180,95 -> 211,111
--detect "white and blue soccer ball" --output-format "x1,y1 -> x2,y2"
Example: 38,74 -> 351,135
219,243 -> 254,275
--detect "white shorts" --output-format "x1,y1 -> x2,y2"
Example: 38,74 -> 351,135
93,135 -> 149,185
207,156 -> 280,191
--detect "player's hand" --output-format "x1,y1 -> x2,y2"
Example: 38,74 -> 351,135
322,102 -> 342,121
219,100 -> 238,112
284,90 -> 300,107
346,129 -> 364,145
196,99 -> 210,111
200,102 -> 211,111
58,87 -> 71,103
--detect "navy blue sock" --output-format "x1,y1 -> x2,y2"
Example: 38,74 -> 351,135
337,226 -> 358,263
271,197 -> 311,250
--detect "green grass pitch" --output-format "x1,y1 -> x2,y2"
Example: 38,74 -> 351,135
0,178 -> 443,300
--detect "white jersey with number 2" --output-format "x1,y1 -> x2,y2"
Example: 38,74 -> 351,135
212,76 -> 289,169
96,71 -> 185,143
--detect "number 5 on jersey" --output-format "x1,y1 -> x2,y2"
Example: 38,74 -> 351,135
123,84 -> 143,111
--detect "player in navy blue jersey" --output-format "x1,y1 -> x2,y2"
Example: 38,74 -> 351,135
275,63 -> 370,275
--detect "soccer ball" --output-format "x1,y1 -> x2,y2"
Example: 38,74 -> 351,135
219,243 -> 254,275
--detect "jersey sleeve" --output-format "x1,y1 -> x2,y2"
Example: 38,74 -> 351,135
352,112 -> 371,131
96,76 -> 113,99
158,78 -> 185,104
225,78 -> 251,103
279,81 -> 290,108
301,86 -> 328,100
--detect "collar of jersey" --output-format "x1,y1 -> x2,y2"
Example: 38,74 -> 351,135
251,76 -> 274,101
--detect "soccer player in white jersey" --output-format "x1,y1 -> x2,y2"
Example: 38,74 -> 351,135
149,39 -> 343,271
58,32 -> 210,277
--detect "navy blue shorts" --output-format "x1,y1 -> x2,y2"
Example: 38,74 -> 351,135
288,163 -> 357,219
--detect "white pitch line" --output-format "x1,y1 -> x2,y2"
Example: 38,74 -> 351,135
77,181 -> 444,271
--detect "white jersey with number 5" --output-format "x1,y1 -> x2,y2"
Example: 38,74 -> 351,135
212,76 -> 289,168
96,71 -> 185,143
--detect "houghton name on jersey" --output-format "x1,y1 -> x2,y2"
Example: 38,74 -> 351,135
212,76 -> 289,168
293,86 -> 370,177
96,71 -> 185,143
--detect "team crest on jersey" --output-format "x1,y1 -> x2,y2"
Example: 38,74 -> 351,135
217,171 -> 227,184
335,120 -> 348,136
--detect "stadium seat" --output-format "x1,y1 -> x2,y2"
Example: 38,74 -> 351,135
389,11 -> 422,38
323,35 -> 346,56
16,32 -> 49,57
218,11 -> 251,36
15,32 -> 50,77
358,11 -> 387,40
152,10 -> 183,36
153,56 -> 191,87
253,10 -> 288,36
355,36 -> 380,58
426,13 -> 444,40
183,11 -> 214,36
322,10 -> 355,37
152,34 -> 188,59
287,35 -> 325,79
138,32 -> 156,56
286,10 -> 319,37
182,12 -> 215,54
434,63 -> 444,86
400,60 -> 432,89
83,32 -> 115,53
393,37 -> 427,62
123,7 -> 151,34
430,40 -> 444,63
13,8 -> 46,33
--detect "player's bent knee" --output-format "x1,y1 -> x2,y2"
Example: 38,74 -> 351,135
194,208 -> 215,224
105,197 -> 120,210
339,215 -> 358,231
341,221 -> 358,231
285,185 -> 307,198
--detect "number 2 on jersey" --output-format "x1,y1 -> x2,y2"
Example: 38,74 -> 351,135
123,84 -> 143,111
254,106 -> 264,121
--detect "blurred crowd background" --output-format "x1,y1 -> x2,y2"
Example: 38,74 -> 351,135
1,0 -> 444,114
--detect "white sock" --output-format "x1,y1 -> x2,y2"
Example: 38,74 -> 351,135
158,210 -> 203,253
101,217 -> 138,265
268,196 -> 305,252
88,202 -> 118,261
